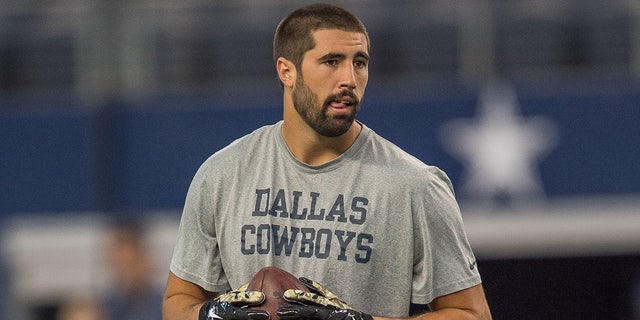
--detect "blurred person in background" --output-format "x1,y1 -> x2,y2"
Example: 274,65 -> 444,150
0,258 -> 11,319
56,296 -> 104,320
101,217 -> 163,320
1,238 -> 26,320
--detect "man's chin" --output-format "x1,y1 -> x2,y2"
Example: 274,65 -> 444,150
316,119 -> 355,137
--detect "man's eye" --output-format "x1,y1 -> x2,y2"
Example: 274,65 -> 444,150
354,61 -> 367,68
324,60 -> 338,66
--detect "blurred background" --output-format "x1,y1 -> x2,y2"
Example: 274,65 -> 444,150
1,0 -> 639,319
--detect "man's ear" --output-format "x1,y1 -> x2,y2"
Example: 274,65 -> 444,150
276,57 -> 296,88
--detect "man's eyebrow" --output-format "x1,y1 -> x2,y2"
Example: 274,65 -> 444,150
318,52 -> 346,61
356,51 -> 370,61
318,51 -> 370,61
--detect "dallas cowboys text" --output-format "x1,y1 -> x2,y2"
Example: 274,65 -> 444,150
241,188 -> 373,263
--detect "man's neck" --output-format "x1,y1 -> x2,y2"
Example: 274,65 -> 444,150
280,120 -> 362,166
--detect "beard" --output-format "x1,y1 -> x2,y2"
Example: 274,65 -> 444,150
292,77 -> 360,137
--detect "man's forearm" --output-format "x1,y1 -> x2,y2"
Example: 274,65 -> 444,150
163,293 -> 206,320
373,306 -> 491,320
373,310 -> 483,320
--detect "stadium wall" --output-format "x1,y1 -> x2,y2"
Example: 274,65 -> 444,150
1,78 -> 640,319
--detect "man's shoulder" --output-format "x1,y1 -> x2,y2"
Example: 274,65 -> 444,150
361,124 -> 453,186
214,122 -> 279,155
196,122 -> 280,172
362,126 -> 428,168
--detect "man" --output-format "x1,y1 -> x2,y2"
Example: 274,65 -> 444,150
163,4 -> 491,320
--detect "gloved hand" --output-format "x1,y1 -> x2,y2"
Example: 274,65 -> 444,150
199,283 -> 270,320
277,277 -> 373,320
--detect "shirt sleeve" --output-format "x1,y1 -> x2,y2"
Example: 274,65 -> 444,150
169,160 -> 232,293
411,166 -> 482,304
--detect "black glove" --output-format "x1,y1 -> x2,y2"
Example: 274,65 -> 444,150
199,283 -> 270,320
277,277 -> 373,320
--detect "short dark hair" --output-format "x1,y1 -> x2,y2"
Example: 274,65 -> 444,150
273,3 -> 370,71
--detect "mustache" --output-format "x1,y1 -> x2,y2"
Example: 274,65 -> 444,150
324,89 -> 359,106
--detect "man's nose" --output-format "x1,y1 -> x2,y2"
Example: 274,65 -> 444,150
339,64 -> 357,89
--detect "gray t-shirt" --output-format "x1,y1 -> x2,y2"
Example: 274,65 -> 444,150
170,121 -> 481,317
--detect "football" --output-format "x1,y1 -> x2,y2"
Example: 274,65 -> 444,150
246,266 -> 309,320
